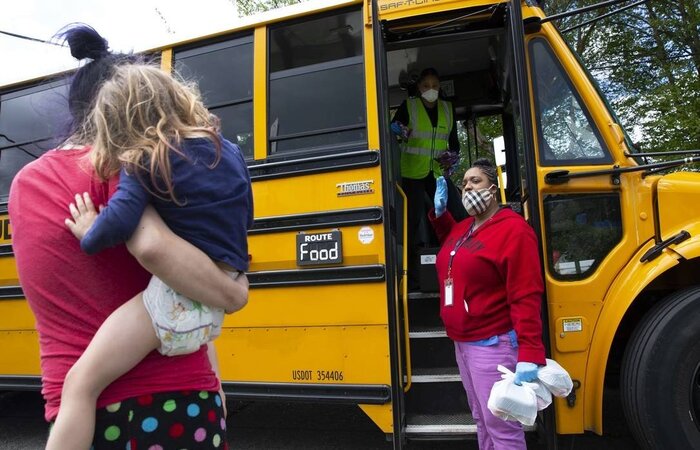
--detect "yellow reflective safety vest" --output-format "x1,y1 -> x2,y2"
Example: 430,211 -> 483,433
401,97 -> 454,179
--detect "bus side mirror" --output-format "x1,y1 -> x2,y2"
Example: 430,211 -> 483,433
524,17 -> 542,34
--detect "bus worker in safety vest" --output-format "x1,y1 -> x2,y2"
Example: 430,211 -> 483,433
390,67 -> 463,291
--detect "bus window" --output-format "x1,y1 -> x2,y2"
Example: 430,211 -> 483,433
268,8 -> 367,156
544,193 -> 623,280
0,81 -> 68,201
529,39 -> 611,166
175,37 -> 254,159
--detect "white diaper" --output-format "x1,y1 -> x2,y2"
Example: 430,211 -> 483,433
143,271 -> 239,356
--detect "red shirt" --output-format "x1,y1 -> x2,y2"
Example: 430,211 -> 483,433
9,147 -> 219,421
429,207 -> 546,364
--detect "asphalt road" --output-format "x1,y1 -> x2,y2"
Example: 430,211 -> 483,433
0,390 -> 640,449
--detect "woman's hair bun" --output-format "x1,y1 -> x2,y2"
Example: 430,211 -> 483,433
58,24 -> 109,61
473,157 -> 495,169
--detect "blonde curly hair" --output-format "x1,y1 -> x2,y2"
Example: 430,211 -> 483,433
88,63 -> 220,203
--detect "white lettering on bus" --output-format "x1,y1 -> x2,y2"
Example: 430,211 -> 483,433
336,180 -> 374,196
304,233 -> 333,242
299,242 -> 339,261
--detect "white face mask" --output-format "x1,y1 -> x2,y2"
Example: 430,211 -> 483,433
421,89 -> 439,103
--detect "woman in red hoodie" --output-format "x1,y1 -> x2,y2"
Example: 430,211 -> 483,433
429,158 -> 546,450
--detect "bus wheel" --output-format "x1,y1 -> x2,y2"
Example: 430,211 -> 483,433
621,286 -> 700,450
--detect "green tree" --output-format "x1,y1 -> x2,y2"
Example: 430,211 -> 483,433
452,115 -> 503,185
234,0 -> 307,17
542,0 -> 700,153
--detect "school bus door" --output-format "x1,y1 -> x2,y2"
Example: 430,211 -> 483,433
524,8 -> 646,436
505,2 -> 560,447
369,0 -> 409,447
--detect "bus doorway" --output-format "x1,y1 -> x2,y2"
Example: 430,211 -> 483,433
378,2 -> 540,441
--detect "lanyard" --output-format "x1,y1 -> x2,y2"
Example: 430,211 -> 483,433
446,221 -> 476,280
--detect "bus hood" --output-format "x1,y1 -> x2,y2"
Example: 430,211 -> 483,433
656,171 -> 700,238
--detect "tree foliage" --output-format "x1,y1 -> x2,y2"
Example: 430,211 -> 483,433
233,0 -> 309,17
542,0 -> 700,153
452,116 -> 503,185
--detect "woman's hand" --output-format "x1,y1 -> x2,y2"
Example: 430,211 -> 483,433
225,273 -> 249,314
390,121 -> 411,141
434,176 -> 448,217
436,150 -> 459,173
514,362 -> 539,385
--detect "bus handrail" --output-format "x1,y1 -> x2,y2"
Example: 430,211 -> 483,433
396,183 -> 412,393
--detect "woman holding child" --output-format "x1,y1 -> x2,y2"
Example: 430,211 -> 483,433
10,25 -> 251,449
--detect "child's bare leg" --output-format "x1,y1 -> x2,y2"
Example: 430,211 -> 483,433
45,293 -> 158,450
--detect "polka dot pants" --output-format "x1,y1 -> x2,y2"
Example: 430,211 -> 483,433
89,390 -> 227,449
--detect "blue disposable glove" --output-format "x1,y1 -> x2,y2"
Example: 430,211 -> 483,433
513,362 -> 539,386
390,121 -> 411,141
434,176 -> 448,217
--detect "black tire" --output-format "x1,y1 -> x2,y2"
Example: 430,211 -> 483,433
621,286 -> 700,450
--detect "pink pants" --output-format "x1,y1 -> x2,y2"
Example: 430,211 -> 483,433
454,335 -> 527,450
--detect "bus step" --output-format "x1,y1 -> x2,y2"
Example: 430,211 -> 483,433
409,327 -> 447,339
407,292 -> 440,300
408,366 -> 461,383
405,413 -> 477,438
410,337 -> 457,370
405,296 -> 442,329
404,374 -> 468,415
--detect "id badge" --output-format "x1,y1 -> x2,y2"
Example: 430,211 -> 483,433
444,278 -> 453,307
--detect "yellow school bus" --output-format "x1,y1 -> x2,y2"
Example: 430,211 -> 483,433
1,1 -> 699,448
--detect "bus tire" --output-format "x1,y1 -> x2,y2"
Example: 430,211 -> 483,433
621,286 -> 700,449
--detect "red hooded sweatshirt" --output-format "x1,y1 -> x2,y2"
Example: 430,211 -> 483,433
429,207 -> 546,364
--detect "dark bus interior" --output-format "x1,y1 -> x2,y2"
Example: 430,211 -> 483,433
382,3 -> 527,214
